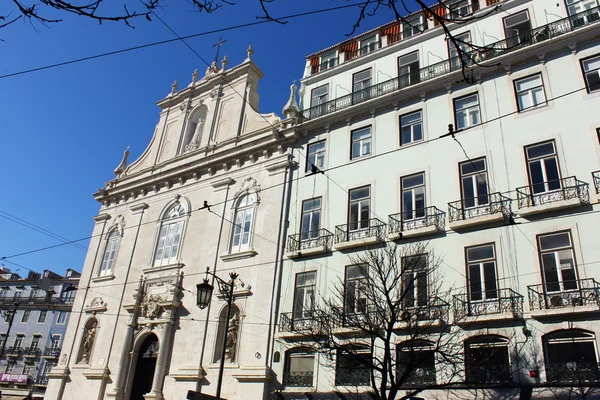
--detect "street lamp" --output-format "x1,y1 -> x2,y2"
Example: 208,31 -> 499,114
196,266 -> 239,400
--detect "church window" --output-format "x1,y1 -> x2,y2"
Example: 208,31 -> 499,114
99,229 -> 121,276
154,202 -> 187,267
230,194 -> 257,253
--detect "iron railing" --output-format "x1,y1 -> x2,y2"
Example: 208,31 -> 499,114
282,371 -> 314,387
400,297 -> 449,322
516,176 -> 589,208
43,347 -> 61,358
335,218 -> 386,244
279,312 -> 324,333
0,295 -> 70,306
453,288 -> 523,320
466,364 -> 512,384
331,306 -> 381,329
301,7 -> 600,119
592,171 -> 600,194
34,376 -> 49,385
23,347 -> 41,357
528,278 -> 600,310
399,366 -> 436,387
335,368 -> 371,386
546,362 -> 600,384
286,229 -> 333,254
388,206 -> 445,235
448,193 -> 511,223
6,346 -> 22,356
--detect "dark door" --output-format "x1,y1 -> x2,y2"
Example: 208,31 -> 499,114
130,334 -> 158,400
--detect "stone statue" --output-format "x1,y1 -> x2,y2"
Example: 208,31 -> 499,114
205,61 -> 219,78
142,294 -> 164,320
246,45 -> 254,61
224,312 -> 239,361
80,322 -> 97,363
185,118 -> 205,152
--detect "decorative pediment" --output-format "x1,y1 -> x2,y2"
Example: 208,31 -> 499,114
84,297 -> 107,313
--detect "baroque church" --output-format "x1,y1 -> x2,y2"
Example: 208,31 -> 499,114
45,47 -> 300,400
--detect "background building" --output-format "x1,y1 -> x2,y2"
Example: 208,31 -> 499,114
274,0 -> 600,398
0,267 -> 80,399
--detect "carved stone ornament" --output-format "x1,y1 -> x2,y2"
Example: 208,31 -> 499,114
141,294 -> 165,320
85,297 -> 108,313
282,81 -> 300,119
245,44 -> 254,61
232,177 -> 261,208
113,147 -> 130,178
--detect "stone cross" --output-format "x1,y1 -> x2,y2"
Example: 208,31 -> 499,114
213,36 -> 227,66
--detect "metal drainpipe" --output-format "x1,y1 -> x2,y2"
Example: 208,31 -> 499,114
99,204 -> 147,400
55,214 -> 109,400
196,181 -> 232,394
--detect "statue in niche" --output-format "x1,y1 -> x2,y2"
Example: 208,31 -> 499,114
184,117 -> 205,153
224,312 -> 239,362
80,322 -> 97,364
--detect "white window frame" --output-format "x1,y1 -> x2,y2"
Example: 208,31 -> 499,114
538,231 -> 578,293
21,310 -> 31,323
14,335 -> 23,348
454,93 -> 481,129
466,244 -> 498,301
30,335 -> 40,349
402,15 -> 424,39
348,186 -> 371,231
153,203 -> 187,267
350,126 -> 372,160
293,272 -> 317,321
359,35 -> 378,55
319,51 -> 338,71
400,110 -> 423,145
398,51 -> 420,87
514,74 -> 547,111
230,194 -> 258,253
459,158 -> 489,208
306,140 -> 326,172
99,229 -> 121,276
525,141 -> 562,194
401,173 -> 426,220
448,32 -> 472,70
50,335 -> 61,349
402,254 -> 428,308
310,84 -> 329,109
344,265 -> 368,315
300,198 -> 322,240
581,54 -> 600,93
503,10 -> 532,46
57,311 -> 67,324
38,310 -> 47,323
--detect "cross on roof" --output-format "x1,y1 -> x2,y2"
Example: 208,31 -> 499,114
213,36 -> 227,65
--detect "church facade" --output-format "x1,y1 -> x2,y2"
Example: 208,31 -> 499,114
45,50 -> 297,400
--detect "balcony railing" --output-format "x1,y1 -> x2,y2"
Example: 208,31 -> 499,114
592,171 -> 600,194
335,368 -> 370,386
23,347 -> 41,357
34,376 -> 49,385
400,297 -> 449,322
279,312 -> 324,333
330,306 -> 381,330
335,218 -> 386,244
286,229 -> 333,254
0,295 -> 70,306
466,364 -> 512,384
43,347 -> 61,358
516,176 -> 589,208
301,6 -> 600,120
6,346 -> 22,356
399,366 -> 436,387
528,278 -> 600,310
448,193 -> 511,223
546,362 -> 600,384
282,371 -> 314,387
453,288 -> 523,320
388,206 -> 445,235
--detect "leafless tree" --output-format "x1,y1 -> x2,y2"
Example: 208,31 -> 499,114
287,242 -> 470,400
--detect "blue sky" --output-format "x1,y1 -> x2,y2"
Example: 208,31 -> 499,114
0,0 -> 420,276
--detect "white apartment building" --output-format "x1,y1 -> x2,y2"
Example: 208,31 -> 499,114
274,0 -> 600,398
44,53 -> 297,400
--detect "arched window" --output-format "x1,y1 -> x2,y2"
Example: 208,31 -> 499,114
543,329 -> 599,383
154,203 -> 187,266
99,229 -> 121,276
283,348 -> 315,387
397,340 -> 436,387
181,106 -> 207,153
213,304 -> 241,363
464,335 -> 511,384
230,194 -> 257,253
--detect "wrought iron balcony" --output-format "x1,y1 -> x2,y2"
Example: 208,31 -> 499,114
6,346 -> 22,356
388,206 -> 445,239
23,347 -> 41,357
398,366 -> 436,387
400,297 -> 449,322
301,6 -> 600,119
528,278 -> 600,310
279,312 -> 323,334
546,362 -> 600,384
453,288 -> 523,320
335,368 -> 370,386
448,193 -> 511,228
334,218 -> 386,248
34,376 -> 49,385
43,347 -> 61,358
516,176 -> 589,213
0,295 -> 70,307
286,229 -> 333,257
330,306 -> 381,330
282,371 -> 314,387
593,171 -> 600,194
466,364 -> 512,384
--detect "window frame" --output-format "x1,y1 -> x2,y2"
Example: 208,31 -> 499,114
401,254 -> 429,308
401,172 -> 426,220
344,265 -> 368,315
448,31 -> 472,70
284,348 -> 315,387
453,93 -> 481,129
153,203 -> 187,267
459,157 -> 489,208
359,35 -> 378,55
348,185 -> 371,231
57,311 -> 67,324
230,194 -> 258,254
352,68 -> 372,103
319,51 -> 338,71
399,110 -> 423,145
503,10 -> 532,46
537,230 -> 579,293
398,51 -> 420,87
21,310 -> 31,323
580,54 -> 600,93
514,73 -> 547,112
99,228 -> 121,277
38,310 -> 47,323
306,140 -> 326,172
310,84 -> 329,109
292,271 -> 317,322
465,243 -> 499,301
524,140 -> 562,194
350,126 -> 372,160
300,197 -> 322,240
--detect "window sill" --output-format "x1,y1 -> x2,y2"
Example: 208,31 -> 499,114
220,250 -> 257,262
142,263 -> 184,274
92,274 -> 115,283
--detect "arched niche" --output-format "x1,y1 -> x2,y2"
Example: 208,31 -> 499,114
181,105 -> 208,154
77,317 -> 98,364
213,303 -> 241,363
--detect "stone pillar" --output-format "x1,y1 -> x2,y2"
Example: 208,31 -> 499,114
145,311 -> 176,399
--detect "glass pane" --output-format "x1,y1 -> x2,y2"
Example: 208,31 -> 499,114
413,124 -> 422,141
456,111 -> 467,129
533,87 -> 546,105
483,262 -> 498,298
544,158 -> 561,188
455,94 -> 478,109
542,253 -> 561,292
469,265 -> 482,300
403,191 -> 414,216
462,176 -> 475,207
539,232 -> 571,250
403,174 -> 424,188
516,75 -> 541,92
504,10 -> 529,27
526,142 -> 555,159
350,187 -> 370,200
352,128 -> 370,140
518,92 -> 532,110
529,161 -> 545,191
461,159 -> 486,175
349,203 -> 359,227
289,355 -> 314,372
303,198 -> 320,212
467,245 -> 494,262
352,141 -> 361,158
401,111 -> 421,125
401,126 -> 412,145
583,56 -> 600,71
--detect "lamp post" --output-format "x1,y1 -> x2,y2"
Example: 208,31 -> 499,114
196,266 -> 239,400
